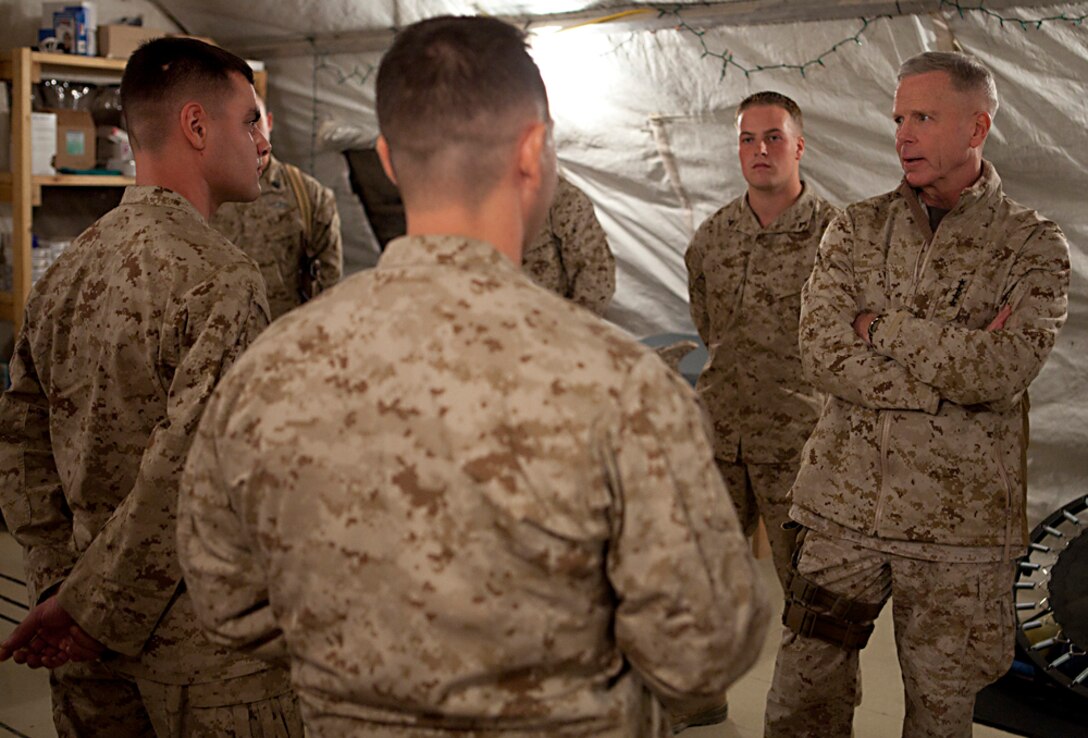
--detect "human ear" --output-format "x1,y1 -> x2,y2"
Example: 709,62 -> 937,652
180,102 -> 208,150
796,134 -> 806,160
970,111 -> 992,149
516,121 -> 551,195
375,135 -> 399,186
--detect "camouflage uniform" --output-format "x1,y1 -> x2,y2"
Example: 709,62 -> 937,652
177,234 -> 770,737
685,185 -> 838,585
523,177 -> 616,315
0,187 -> 301,737
765,162 -> 1070,737
212,155 -> 343,320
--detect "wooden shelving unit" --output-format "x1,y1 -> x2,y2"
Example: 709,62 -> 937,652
1,47 -> 266,333
0,48 -> 132,332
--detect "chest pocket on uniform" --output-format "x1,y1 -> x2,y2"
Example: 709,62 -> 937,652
926,272 -> 1002,329
703,248 -> 748,332
765,254 -> 813,301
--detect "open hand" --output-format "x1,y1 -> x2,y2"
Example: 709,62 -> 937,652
0,595 -> 104,669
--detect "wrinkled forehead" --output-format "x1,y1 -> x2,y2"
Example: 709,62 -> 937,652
894,70 -> 976,108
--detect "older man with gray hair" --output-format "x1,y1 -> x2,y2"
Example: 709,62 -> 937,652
763,51 -> 1069,737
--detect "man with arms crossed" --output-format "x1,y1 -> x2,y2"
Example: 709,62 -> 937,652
765,52 -> 1069,737
0,38 -> 301,736
177,15 -> 768,738
686,91 -> 838,587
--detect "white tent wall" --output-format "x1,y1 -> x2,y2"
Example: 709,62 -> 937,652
2,2 -> 1085,526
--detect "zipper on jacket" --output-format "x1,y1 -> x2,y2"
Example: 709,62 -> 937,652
995,453 -> 1014,561
911,226 -> 940,295
870,411 -> 894,535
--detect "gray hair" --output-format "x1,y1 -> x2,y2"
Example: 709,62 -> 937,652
898,51 -> 999,117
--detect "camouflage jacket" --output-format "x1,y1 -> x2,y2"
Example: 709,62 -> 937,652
686,186 -> 838,464
212,155 -> 343,320
178,234 -> 768,736
0,187 -> 277,683
523,177 -> 616,315
793,162 -> 1069,552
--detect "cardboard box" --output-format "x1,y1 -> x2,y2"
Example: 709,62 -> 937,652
49,109 -> 95,171
31,113 -> 57,176
97,25 -> 166,59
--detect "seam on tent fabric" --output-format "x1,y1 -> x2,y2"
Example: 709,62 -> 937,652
649,116 -> 695,234
930,10 -> 964,51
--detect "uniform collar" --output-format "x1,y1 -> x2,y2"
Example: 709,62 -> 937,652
120,185 -> 207,223
261,155 -> 285,191
898,160 -> 1002,238
735,182 -> 819,236
379,234 -> 518,273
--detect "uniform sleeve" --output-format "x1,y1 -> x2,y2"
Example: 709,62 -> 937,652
554,186 -> 615,315
602,353 -> 768,717
800,213 -> 941,412
0,325 -> 77,603
54,265 -> 270,656
308,180 -> 344,296
870,222 -> 1069,407
176,381 -> 286,662
684,225 -> 710,344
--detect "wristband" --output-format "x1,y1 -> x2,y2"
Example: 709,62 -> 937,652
867,314 -> 884,344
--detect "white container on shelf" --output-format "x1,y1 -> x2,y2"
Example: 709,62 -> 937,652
0,217 -> 12,292
31,235 -> 55,284
31,113 -> 58,176
0,82 -> 10,172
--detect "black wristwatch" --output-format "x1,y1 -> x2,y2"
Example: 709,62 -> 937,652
867,314 -> 884,344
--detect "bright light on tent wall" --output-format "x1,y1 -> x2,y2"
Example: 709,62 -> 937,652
530,26 -> 618,122
519,0 -> 588,13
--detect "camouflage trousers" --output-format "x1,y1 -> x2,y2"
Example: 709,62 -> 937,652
716,459 -> 799,590
297,690 -> 670,737
49,660 -> 304,738
764,530 -> 1015,738
299,716 -> 669,738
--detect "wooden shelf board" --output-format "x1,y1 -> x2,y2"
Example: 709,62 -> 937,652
2,50 -> 126,81
2,173 -> 128,202
32,174 -> 134,187
31,51 -> 127,72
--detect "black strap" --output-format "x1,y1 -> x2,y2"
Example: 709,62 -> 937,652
786,571 -> 886,622
783,599 -> 875,650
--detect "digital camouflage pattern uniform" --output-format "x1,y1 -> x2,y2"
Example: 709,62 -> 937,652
0,187 -> 302,737
522,177 -> 616,315
685,185 -> 838,585
766,161 -> 1070,738
212,155 -> 343,320
177,234 -> 769,737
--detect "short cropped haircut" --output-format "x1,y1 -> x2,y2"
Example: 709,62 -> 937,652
736,91 -> 804,133
898,51 -> 999,116
121,37 -> 254,152
376,15 -> 550,202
